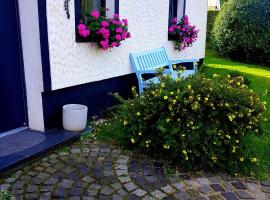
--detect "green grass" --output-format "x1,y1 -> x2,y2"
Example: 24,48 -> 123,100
204,49 -> 270,180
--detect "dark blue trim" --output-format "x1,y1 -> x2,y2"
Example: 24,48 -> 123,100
15,0 -> 29,126
42,73 -> 137,131
38,0 -> 52,91
183,0 -> 186,15
115,0 -> 119,14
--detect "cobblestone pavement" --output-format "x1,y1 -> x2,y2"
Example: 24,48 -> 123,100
0,139 -> 270,200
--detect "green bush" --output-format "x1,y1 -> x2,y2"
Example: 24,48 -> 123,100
96,72 -> 266,175
0,191 -> 14,200
212,0 -> 270,65
206,11 -> 218,48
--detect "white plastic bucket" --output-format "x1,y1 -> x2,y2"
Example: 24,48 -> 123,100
62,104 -> 88,132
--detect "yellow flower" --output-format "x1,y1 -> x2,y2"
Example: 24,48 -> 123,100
250,89 -> 254,93
227,74 -> 231,78
182,150 -> 187,155
136,112 -> 141,116
163,144 -> 170,149
188,85 -> 192,90
173,65 -> 177,69
213,74 -> 220,78
205,97 -> 209,101
164,96 -> 168,100
236,140 -> 239,143
237,82 -> 241,86
173,100 -> 177,104
240,157 -> 244,162
185,156 -> 189,161
138,132 -> 142,136
166,118 -> 170,122
161,83 -> 165,88
131,138 -> 135,143
251,157 -> 258,163
123,120 -> 128,125
170,91 -> 174,95
226,135 -> 231,139
225,103 -> 229,107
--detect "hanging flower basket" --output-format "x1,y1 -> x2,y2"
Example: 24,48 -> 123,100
77,10 -> 131,50
168,15 -> 199,51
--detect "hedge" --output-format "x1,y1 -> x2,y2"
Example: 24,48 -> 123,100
212,0 -> 270,65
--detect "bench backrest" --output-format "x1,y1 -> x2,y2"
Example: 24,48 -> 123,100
130,47 -> 172,74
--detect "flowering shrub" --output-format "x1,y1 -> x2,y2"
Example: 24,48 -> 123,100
96,71 -> 266,174
77,10 -> 131,50
169,15 -> 199,51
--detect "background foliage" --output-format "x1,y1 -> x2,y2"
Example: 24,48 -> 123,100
212,0 -> 270,65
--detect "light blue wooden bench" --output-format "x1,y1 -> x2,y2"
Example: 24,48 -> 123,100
130,47 -> 199,95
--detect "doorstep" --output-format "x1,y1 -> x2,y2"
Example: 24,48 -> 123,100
0,128 -> 88,175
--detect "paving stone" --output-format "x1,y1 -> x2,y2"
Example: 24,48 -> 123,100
116,169 -> 128,176
5,177 -> 16,183
186,188 -> 199,197
115,164 -> 128,170
0,183 -> 11,190
69,187 -> 82,196
223,183 -> 235,191
132,188 -> 147,197
100,186 -> 114,195
210,176 -> 222,183
113,194 -> 123,200
246,183 -> 259,191
69,197 -> 81,200
53,187 -> 66,197
71,149 -> 81,154
235,191 -> 254,199
172,182 -> 185,190
222,192 -> 239,200
196,177 -> 210,185
117,188 -> 128,196
82,175 -> 95,183
173,191 -> 191,200
59,179 -> 74,189
151,189 -> 167,199
25,193 -> 39,199
160,185 -> 176,194
199,185 -> 212,194
232,182 -> 247,190
261,181 -> 270,187
183,180 -> 200,187
197,197 -> 208,200
142,195 -> 156,200
262,186 -> 270,193
124,182 -> 138,192
111,182 -> 122,190
126,194 -> 141,200
209,194 -> 225,200
210,184 -> 225,192
26,184 -> 38,193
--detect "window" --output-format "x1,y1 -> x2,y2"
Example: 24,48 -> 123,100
78,0 -> 119,18
75,0 -> 119,42
80,0 -> 105,17
168,0 -> 186,24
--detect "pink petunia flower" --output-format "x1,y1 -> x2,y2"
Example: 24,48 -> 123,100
100,39 -> 109,50
91,10 -> 100,18
79,29 -> 90,37
111,42 -> 117,47
169,27 -> 175,33
113,14 -> 119,19
122,19 -> 128,26
116,27 -> 123,33
101,21 -> 109,27
115,34 -> 122,41
78,24 -> 86,31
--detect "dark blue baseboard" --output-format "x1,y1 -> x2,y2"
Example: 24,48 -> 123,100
42,73 -> 137,131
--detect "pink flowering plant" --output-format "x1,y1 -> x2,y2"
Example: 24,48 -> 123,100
77,9 -> 131,50
169,15 -> 199,51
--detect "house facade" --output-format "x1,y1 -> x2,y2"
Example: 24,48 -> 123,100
0,0 -> 208,134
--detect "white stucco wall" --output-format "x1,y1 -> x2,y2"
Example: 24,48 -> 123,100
19,0 -> 45,131
47,0 -> 207,90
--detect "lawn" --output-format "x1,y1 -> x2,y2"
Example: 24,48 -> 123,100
203,49 -> 270,180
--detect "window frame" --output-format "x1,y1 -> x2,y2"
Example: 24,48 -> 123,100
168,0 -> 186,40
75,0 -> 119,42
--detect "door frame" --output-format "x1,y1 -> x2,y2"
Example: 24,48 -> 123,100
1,0 -> 29,133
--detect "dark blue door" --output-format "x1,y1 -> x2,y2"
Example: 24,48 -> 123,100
0,0 -> 27,133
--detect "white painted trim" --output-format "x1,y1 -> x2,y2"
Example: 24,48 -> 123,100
18,0 -> 45,132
